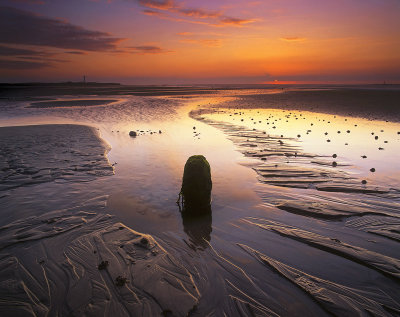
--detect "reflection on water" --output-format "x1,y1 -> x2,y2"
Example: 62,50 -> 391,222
181,209 -> 212,251
201,107 -> 400,188
1,91 -> 400,316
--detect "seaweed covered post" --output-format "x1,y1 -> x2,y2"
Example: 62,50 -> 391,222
178,155 -> 212,214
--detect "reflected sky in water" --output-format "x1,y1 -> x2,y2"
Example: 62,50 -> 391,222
203,107 -> 400,188
1,91 -> 400,315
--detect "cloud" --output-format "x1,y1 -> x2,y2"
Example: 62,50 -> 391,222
142,10 -> 211,25
0,59 -> 50,69
10,0 -> 44,4
0,44 -> 68,62
280,37 -> 307,42
0,6 -> 125,51
219,17 -> 254,26
65,51 -> 88,55
177,7 -> 220,19
137,0 -> 254,27
0,45 -> 49,56
17,54 -> 67,63
142,9 -> 166,17
177,31 -> 224,47
127,45 -> 171,54
180,39 -> 222,47
137,0 -> 173,10
139,0 -> 219,18
176,32 -> 193,36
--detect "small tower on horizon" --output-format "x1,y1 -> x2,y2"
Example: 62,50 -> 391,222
83,75 -> 86,84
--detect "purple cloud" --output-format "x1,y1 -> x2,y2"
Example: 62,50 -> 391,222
0,6 -> 125,51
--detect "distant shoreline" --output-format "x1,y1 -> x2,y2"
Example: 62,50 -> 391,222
0,82 -> 121,87
1,83 -> 399,122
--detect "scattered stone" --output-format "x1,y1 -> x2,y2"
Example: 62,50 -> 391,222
98,260 -> 109,270
115,276 -> 127,287
361,180 -> 367,184
129,131 -> 137,137
332,161 -> 337,167
161,309 -> 173,317
370,168 -> 376,172
332,154 -> 337,158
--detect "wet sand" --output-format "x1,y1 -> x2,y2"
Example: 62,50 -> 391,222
0,86 -> 400,316
0,124 -> 113,191
29,99 -> 118,108
221,88 -> 400,122
0,124 -> 198,316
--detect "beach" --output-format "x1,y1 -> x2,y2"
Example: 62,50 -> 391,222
0,84 -> 400,316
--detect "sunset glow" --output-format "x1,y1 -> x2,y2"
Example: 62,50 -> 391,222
1,0 -> 400,84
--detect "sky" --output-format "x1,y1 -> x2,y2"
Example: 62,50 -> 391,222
0,0 -> 399,84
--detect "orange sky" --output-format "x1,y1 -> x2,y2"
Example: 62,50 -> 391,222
1,0 -> 399,84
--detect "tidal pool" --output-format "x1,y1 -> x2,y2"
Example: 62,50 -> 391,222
0,91 -> 399,316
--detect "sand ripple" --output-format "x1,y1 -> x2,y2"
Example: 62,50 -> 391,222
0,197 -> 198,316
244,218 -> 400,280
0,124 -> 113,192
239,244 -> 400,316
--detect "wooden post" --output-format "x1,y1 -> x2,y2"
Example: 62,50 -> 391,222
179,155 -> 212,214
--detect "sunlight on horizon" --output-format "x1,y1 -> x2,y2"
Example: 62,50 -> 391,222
0,0 -> 399,84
